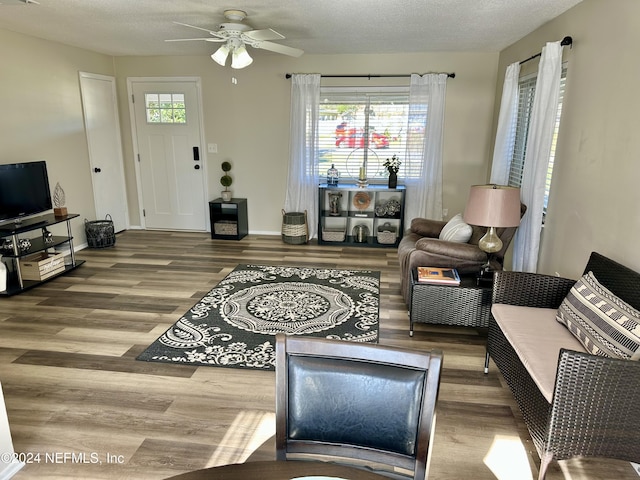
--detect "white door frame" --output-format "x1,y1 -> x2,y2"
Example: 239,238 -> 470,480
126,76 -> 209,230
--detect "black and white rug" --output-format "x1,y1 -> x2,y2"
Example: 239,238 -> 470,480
137,264 -> 380,370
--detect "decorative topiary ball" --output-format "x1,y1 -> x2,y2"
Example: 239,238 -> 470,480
220,175 -> 232,187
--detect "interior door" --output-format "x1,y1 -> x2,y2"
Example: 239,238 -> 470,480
79,72 -> 129,232
130,79 -> 207,231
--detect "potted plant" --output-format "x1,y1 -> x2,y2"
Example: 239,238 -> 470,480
220,161 -> 233,202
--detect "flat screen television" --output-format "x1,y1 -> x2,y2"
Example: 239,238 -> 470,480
0,161 -> 53,224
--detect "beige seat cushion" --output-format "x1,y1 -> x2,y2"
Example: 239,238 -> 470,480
491,304 -> 587,403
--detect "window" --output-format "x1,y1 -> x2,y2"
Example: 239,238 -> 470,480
508,66 -> 567,216
318,87 -> 410,182
145,93 -> 186,124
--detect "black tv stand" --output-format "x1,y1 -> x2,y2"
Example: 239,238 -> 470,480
0,213 -> 84,296
2,216 -> 47,230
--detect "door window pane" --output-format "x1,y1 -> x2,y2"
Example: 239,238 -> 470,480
145,93 -> 186,124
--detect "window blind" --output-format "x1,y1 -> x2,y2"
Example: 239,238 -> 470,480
508,66 -> 567,216
317,87 -> 409,182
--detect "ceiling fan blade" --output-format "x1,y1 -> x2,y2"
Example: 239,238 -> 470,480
252,41 -> 304,57
173,21 -> 216,34
244,28 -> 285,42
165,37 -> 225,43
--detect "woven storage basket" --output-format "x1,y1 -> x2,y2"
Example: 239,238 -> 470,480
377,222 -> 397,245
322,228 -> 346,242
85,214 -> 116,248
281,210 -> 308,244
214,220 -> 238,235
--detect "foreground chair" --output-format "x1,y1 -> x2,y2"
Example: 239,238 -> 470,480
275,334 -> 443,480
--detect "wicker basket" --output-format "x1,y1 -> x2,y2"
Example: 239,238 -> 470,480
85,214 -> 116,248
322,228 -> 346,242
214,220 -> 238,235
377,222 -> 397,245
282,210 -> 308,244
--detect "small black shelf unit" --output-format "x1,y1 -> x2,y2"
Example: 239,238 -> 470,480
0,213 -> 84,296
209,198 -> 248,240
318,184 -> 406,247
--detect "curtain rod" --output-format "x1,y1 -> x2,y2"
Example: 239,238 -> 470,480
519,36 -> 573,65
285,72 -> 455,79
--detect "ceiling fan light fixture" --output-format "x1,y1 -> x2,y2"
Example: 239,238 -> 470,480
211,44 -> 230,66
170,11 -> 303,65
223,9 -> 247,22
231,45 -> 253,69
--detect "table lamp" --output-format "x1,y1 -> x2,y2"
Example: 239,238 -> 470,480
463,184 -> 521,282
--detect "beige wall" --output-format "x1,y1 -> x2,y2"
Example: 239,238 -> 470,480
0,29 -> 115,244
114,51 -> 499,233
491,0 -> 640,277
5,1 -> 640,279
1,24 -> 499,243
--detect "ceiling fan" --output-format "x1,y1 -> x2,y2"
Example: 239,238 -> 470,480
166,9 -> 304,69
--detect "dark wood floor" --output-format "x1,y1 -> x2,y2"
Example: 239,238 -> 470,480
0,231 -> 636,479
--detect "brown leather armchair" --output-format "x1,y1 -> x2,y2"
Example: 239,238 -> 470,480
398,204 -> 526,306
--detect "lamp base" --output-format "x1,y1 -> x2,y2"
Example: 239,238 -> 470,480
476,263 -> 495,287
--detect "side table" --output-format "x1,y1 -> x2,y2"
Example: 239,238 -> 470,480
209,198 -> 248,240
409,267 -> 492,336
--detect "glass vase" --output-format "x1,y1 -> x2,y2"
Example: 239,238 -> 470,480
326,164 -> 339,185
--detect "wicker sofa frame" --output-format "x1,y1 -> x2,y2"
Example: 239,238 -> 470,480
485,252 -> 640,479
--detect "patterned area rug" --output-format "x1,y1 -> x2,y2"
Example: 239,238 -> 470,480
137,264 -> 380,370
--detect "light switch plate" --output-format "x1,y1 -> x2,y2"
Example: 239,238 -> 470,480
207,143 -> 217,154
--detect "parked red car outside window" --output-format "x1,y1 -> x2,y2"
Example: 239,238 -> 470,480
335,123 -> 389,149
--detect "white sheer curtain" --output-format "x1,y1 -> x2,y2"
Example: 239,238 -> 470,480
284,74 -> 321,239
512,42 -> 563,272
490,62 -> 521,185
404,73 -> 448,223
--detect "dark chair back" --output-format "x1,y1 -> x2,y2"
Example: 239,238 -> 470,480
275,334 -> 442,480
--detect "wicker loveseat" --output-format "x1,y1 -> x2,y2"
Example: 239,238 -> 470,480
485,252 -> 640,479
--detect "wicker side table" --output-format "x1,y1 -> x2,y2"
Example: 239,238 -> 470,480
409,268 -> 492,336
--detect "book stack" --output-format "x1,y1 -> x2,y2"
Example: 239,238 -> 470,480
417,267 -> 461,285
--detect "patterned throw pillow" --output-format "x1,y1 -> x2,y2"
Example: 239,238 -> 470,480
556,271 -> 640,360
439,213 -> 473,243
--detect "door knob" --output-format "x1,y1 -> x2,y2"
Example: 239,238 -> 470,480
94,167 -> 101,173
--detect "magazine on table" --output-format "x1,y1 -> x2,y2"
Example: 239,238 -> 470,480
417,267 -> 461,285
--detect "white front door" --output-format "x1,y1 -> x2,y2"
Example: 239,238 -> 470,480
79,72 -> 129,232
129,78 -> 207,231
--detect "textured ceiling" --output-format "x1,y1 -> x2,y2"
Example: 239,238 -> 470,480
0,0 -> 582,57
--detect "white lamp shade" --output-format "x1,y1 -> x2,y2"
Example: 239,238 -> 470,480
211,45 -> 230,66
463,185 -> 521,228
231,45 -> 253,69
